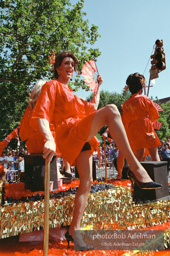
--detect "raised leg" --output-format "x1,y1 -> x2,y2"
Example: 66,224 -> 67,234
87,104 -> 152,183
63,158 -> 72,174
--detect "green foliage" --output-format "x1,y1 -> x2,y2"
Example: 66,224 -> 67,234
157,101 -> 170,140
0,0 -> 101,140
95,132 -> 102,141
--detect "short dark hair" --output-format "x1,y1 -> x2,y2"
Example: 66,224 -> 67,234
126,72 -> 145,94
54,51 -> 79,79
18,153 -> 24,157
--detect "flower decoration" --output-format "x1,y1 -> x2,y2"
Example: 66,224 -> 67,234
123,85 -> 129,92
48,50 -> 55,71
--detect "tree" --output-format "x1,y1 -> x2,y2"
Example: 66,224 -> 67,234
157,101 -> 170,140
0,0 -> 101,141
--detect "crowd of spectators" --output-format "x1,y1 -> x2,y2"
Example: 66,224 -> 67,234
0,138 -> 169,183
93,141 -> 119,169
158,139 -> 170,170
93,138 -> 170,171
0,148 -> 27,182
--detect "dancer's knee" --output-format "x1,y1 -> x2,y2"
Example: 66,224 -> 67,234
105,104 -> 120,120
79,178 -> 92,192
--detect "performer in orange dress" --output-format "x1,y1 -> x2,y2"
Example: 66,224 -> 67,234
19,80 -> 60,155
122,72 -> 161,161
116,72 -> 161,179
30,51 -> 161,250
19,80 -> 72,180
20,79 -> 100,177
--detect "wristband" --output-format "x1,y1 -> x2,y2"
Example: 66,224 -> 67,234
5,138 -> 10,143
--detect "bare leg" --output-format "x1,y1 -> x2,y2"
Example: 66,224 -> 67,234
148,147 -> 160,161
69,150 -> 93,237
63,157 -> 72,174
87,104 -> 152,183
135,148 -> 145,161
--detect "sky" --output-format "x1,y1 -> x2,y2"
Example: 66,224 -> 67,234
74,0 -> 170,100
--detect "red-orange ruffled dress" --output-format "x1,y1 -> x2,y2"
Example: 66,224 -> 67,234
122,93 -> 161,151
20,106 -> 61,156
30,80 -> 97,165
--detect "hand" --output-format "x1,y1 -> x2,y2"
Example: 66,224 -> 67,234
43,139 -> 56,163
146,132 -> 156,140
97,74 -> 103,86
102,128 -> 109,140
102,132 -> 108,140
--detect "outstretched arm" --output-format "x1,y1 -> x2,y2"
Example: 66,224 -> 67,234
0,128 -> 19,156
91,74 -> 103,110
38,118 -> 56,163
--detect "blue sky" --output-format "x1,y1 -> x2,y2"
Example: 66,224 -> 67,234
74,0 -> 170,100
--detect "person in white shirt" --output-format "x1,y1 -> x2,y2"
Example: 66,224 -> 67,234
0,152 -> 9,169
17,153 -> 25,181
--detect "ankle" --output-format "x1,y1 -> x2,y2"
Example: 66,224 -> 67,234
130,168 -> 153,182
69,227 -> 78,238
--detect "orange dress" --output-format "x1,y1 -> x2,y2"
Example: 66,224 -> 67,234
122,93 -> 161,151
20,106 -> 61,156
30,80 -> 97,165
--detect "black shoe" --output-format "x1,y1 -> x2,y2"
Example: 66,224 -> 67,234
65,230 -> 73,248
65,230 -> 93,251
127,169 -> 162,190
